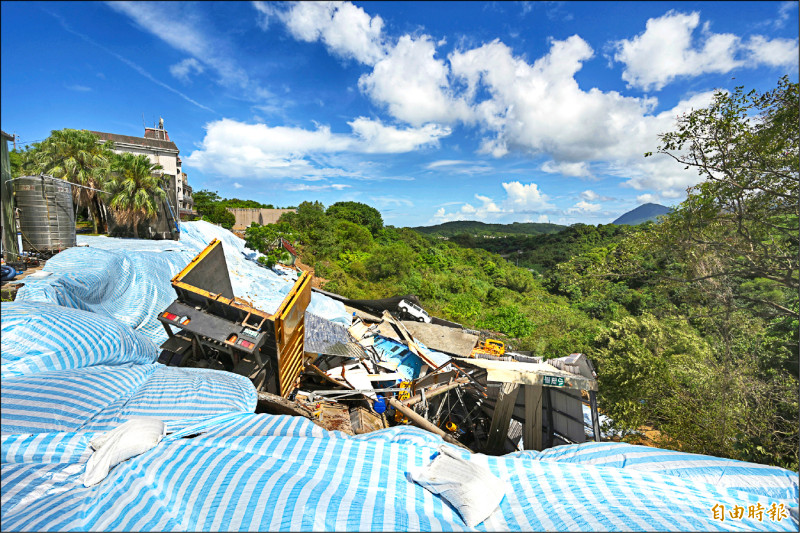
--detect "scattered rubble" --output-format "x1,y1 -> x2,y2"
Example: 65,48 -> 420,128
157,238 -> 601,454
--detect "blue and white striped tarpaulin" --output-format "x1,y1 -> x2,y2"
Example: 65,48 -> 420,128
15,220 -> 350,345
532,441 -> 799,502
1,301 -> 257,435
2,413 -> 797,532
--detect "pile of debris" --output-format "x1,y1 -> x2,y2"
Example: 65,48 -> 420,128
157,239 -> 601,454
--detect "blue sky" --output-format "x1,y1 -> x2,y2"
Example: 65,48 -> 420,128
2,1 -> 797,227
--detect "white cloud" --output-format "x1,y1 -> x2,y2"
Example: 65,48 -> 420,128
264,1 -> 385,65
763,1 -> 798,29
286,183 -> 352,192
47,8 -> 215,112
742,35 -> 799,68
430,194 -> 504,223
430,181 -> 555,223
425,159 -> 471,169
541,160 -> 592,178
567,200 -> 601,214
580,190 -> 614,202
612,10 -> 799,91
266,2 -> 748,199
370,196 -> 414,207
170,58 -> 204,82
502,181 -> 554,212
185,117 -> 449,179
348,117 -> 450,153
448,36 -> 661,165
233,182 -> 243,189
359,35 -> 474,126
636,193 -> 660,204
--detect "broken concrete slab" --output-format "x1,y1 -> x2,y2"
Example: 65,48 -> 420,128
400,320 -> 479,358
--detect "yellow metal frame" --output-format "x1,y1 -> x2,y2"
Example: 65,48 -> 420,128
170,239 -> 313,397
274,270 -> 312,396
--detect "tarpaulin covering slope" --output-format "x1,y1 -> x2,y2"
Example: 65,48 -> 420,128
2,413 -> 797,532
1,301 -> 257,435
14,220 -> 349,345
533,441 -> 799,501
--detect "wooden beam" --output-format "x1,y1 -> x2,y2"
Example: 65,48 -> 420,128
388,397 -> 471,451
485,382 -> 520,454
523,384 -> 543,451
404,377 -> 469,406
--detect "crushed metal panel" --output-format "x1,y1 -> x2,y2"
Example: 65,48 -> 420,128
550,387 -> 586,444
305,312 -> 366,360
548,352 -> 597,381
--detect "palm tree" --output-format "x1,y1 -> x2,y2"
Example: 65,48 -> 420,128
25,129 -> 114,233
108,153 -> 166,239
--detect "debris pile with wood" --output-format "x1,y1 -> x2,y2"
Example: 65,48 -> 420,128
157,238 -> 601,454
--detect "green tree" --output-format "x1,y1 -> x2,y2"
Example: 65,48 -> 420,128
244,222 -> 297,255
207,204 -> 236,229
25,128 -> 115,233
107,153 -> 166,239
364,241 -> 416,281
646,76 -> 798,319
192,189 -> 222,219
326,201 -> 384,236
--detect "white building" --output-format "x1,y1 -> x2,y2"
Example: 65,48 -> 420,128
91,118 -> 195,221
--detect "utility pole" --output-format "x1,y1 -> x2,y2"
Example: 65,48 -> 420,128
13,132 -> 16,151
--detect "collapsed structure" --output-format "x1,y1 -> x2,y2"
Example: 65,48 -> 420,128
151,237 -> 601,454
1,220 -> 797,531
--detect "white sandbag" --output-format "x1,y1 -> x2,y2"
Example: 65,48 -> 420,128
408,445 -> 507,527
83,419 -> 166,487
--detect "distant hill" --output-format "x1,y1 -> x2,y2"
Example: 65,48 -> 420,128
411,220 -> 566,237
613,203 -> 671,225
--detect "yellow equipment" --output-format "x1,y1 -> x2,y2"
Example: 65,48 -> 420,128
470,339 -> 505,357
394,381 -> 412,423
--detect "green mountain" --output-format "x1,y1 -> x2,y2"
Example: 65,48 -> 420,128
411,220 -> 566,237
612,203 -> 671,225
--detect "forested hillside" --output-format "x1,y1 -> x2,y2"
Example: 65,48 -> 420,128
444,223 -> 636,274
209,78 -> 798,470
412,220 -> 565,237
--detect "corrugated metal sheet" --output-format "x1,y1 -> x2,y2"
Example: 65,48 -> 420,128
304,312 -> 365,360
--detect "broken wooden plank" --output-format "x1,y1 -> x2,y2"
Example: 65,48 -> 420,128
523,384 -> 543,451
404,377 -> 469,406
485,382 -> 520,454
350,406 -> 386,434
460,358 -> 598,391
256,390 -> 315,418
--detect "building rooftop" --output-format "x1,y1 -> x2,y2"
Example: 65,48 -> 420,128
90,130 -> 178,152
